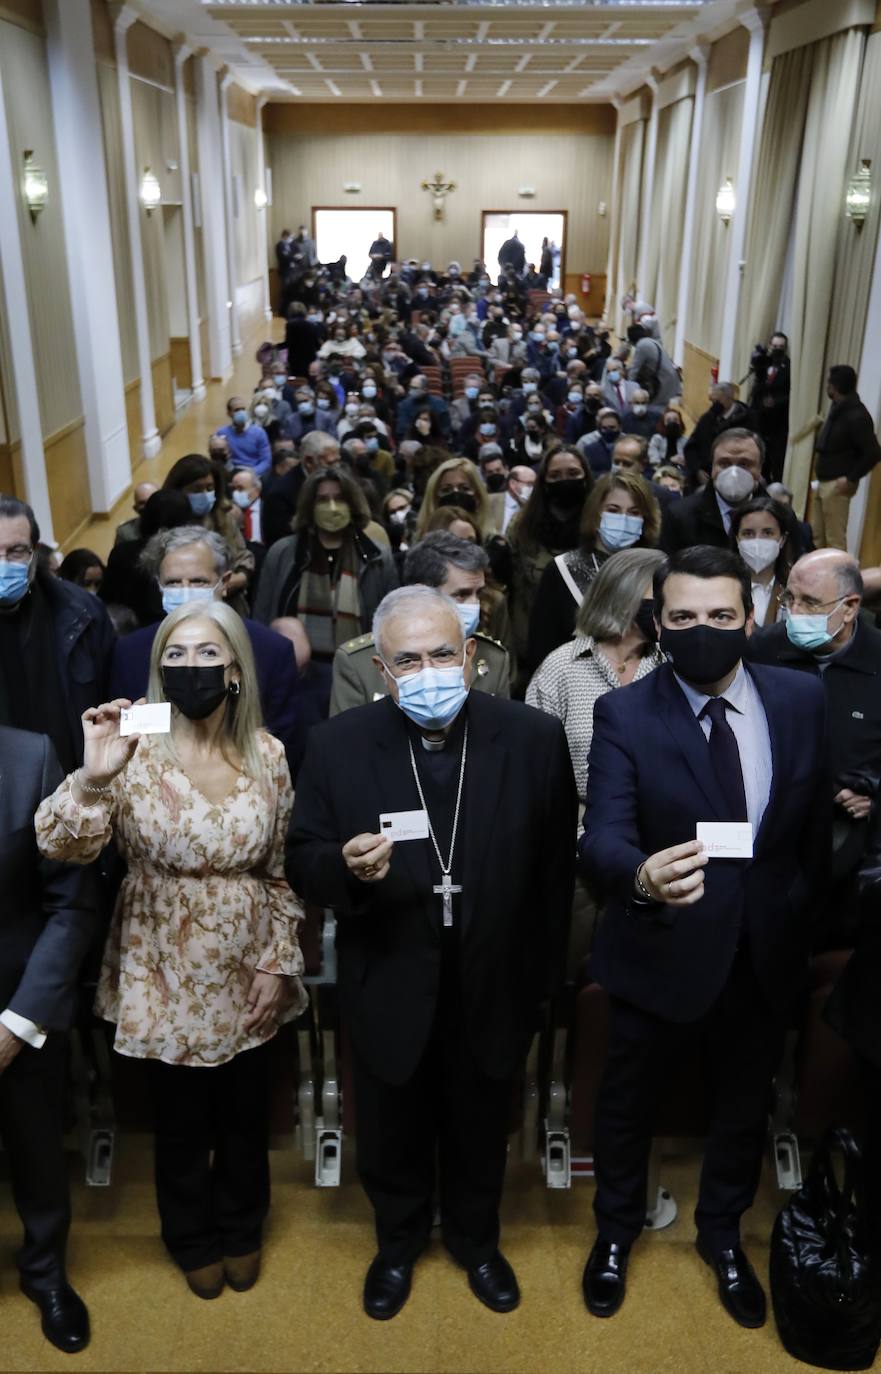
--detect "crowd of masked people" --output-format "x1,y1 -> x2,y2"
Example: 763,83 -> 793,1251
3,246 -> 881,1356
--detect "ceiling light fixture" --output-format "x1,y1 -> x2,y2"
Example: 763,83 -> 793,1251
254,186 -> 268,209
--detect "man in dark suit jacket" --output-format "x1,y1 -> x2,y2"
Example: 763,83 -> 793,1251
0,727 -> 98,1353
107,527 -> 301,771
580,546 -> 828,1330
287,586 -> 576,1320
661,428 -> 764,554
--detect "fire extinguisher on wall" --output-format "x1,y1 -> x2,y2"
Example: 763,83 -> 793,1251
581,273 -> 591,295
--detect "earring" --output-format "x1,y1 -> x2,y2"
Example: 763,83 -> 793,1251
228,680 -> 241,697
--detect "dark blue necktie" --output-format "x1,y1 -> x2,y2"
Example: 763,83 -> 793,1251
700,697 -> 748,822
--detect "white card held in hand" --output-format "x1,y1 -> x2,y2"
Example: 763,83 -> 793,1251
119,702 -> 171,737
696,821 -> 754,859
379,810 -> 429,842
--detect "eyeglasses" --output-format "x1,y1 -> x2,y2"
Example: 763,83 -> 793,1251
780,591 -> 847,613
385,648 -> 461,677
0,544 -> 34,563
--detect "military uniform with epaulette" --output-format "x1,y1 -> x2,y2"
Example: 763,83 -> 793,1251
329,630 -> 510,717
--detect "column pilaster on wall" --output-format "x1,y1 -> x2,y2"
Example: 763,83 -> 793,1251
847,222 -> 881,555
673,44 -> 709,368
219,71 -> 242,356
636,73 -> 660,294
44,0 -> 131,511
194,52 -> 232,381
111,2 -> 160,459
717,6 -> 771,381
603,99 -> 623,325
256,95 -> 272,321
0,60 -> 53,536
173,42 -> 206,402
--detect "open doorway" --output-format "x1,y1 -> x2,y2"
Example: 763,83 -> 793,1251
482,211 -> 567,289
312,207 -> 397,282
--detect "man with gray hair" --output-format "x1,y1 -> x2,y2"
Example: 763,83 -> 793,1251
329,532 -> 509,714
262,430 -> 341,547
287,584 -> 575,1320
108,526 -> 301,771
684,381 -> 750,485
748,547 -> 881,945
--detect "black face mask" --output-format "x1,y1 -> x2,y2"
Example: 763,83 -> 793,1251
600,429 -> 620,445
633,600 -> 658,644
485,472 -> 508,494
438,488 -> 478,514
710,401 -> 725,417
162,665 -> 232,721
585,397 -> 601,414
546,477 -> 586,510
665,422 -> 682,440
658,624 -> 747,686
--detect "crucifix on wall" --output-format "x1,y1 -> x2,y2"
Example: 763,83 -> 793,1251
421,171 -> 457,221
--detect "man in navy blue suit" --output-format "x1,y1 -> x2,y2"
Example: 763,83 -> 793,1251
108,527 -> 302,771
580,546 -> 829,1330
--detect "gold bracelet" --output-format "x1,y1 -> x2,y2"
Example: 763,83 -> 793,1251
73,769 -> 111,797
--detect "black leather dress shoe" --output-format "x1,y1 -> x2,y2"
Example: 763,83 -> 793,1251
21,1282 -> 90,1354
696,1238 -> 766,1328
467,1252 -> 520,1313
363,1255 -> 413,1320
582,1237 -> 630,1318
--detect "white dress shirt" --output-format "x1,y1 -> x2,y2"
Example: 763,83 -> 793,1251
673,662 -> 773,833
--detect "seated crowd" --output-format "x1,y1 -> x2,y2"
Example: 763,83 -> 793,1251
2,249 -> 881,1357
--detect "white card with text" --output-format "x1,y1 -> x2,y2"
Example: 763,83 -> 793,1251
696,821 -> 754,859
379,810 -> 429,842
119,702 -> 171,737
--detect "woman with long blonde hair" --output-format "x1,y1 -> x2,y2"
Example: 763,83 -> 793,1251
415,456 -> 504,540
36,601 -> 307,1302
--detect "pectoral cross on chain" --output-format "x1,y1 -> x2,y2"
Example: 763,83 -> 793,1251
434,874 -> 462,928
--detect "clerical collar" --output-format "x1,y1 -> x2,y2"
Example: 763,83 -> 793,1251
421,735 -> 446,752
407,702 -> 468,753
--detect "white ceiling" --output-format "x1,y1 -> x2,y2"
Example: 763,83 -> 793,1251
132,0 -> 757,102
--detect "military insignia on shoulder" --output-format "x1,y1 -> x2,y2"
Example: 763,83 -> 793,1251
342,633 -> 374,653
476,658 -> 489,677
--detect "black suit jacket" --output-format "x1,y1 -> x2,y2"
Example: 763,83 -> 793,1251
580,662 -> 829,1023
660,482 -> 729,554
0,727 -> 98,1028
285,692 -> 577,1084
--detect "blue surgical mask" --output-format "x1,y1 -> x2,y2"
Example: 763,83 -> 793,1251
187,490 -> 216,517
599,511 -> 644,550
785,603 -> 844,652
362,385 -> 377,399
522,382 -> 537,396
390,653 -> 469,730
232,409 -> 247,426
465,386 -> 479,400
317,397 -> 331,410
479,422 -> 496,436
568,390 -> 583,405
456,602 -> 480,637
0,557 -> 32,604
607,370 -> 621,384
231,489 -> 253,510
366,437 -> 379,454
298,400 -> 314,415
530,331 -> 545,343
161,584 -> 217,615
272,376 -> 286,390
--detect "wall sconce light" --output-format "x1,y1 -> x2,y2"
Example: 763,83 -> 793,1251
254,186 -> 268,210
22,151 -> 48,222
343,181 -> 362,194
140,167 -> 161,216
517,185 -> 537,199
846,159 -> 871,229
715,177 -> 735,226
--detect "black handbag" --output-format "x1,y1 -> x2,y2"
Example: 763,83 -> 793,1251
770,1127 -> 881,1370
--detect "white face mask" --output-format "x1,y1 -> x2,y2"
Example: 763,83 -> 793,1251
715,465 -> 756,505
738,537 -> 781,574
631,404 -> 647,417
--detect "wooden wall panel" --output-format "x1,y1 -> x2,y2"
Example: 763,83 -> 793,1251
45,421 -> 90,545
563,273 -> 606,320
90,0 -> 113,62
0,0 -> 42,32
264,104 -> 616,137
0,447 -> 16,495
170,337 -> 192,393
0,22 -> 82,440
127,20 -> 172,90
707,26 -> 750,92
125,379 -> 140,470
682,341 -> 718,423
152,354 -> 174,437
267,128 -> 613,276
227,82 -> 257,128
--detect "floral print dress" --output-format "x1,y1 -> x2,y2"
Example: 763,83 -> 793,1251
35,731 -> 308,1067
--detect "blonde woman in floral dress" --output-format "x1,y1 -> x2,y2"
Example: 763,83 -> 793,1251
35,601 -> 307,1301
